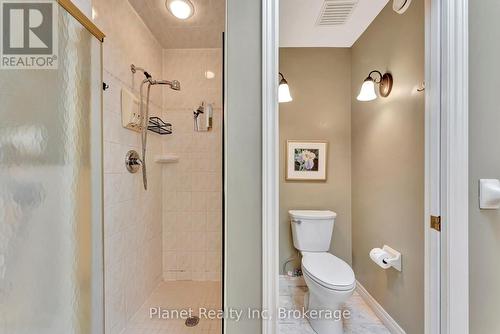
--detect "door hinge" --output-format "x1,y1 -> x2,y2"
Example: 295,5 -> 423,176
430,215 -> 441,232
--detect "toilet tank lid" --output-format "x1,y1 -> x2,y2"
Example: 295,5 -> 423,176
289,210 -> 337,220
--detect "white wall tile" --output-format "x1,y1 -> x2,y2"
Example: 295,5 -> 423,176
95,0 -> 164,332
207,211 -> 222,232
162,49 -> 222,281
162,49 -> 222,280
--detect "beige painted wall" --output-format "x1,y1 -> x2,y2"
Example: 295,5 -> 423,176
279,48 -> 352,271
469,1 -> 500,332
351,1 -> 425,333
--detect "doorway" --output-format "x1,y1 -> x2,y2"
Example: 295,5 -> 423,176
262,0 -> 469,333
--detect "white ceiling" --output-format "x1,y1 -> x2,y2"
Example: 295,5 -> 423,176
128,0 -> 225,49
280,0 -> 389,47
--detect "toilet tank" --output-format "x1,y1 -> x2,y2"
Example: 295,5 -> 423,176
289,210 -> 337,252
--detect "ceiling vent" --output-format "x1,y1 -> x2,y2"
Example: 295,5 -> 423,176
316,0 -> 358,26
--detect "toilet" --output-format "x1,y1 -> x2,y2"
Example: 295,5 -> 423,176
289,210 -> 355,334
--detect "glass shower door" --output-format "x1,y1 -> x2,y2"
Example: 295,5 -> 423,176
0,3 -> 103,333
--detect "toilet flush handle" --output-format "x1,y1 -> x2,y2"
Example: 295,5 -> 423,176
291,219 -> 302,224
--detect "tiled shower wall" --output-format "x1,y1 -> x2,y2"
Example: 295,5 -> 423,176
92,1 -> 163,333
162,49 -> 223,281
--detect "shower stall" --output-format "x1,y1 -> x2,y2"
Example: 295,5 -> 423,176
1,0 -> 225,333
96,0 -> 225,331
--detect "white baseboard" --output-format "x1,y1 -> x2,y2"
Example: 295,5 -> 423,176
355,281 -> 406,334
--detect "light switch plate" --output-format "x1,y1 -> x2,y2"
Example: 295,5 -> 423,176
479,179 -> 500,210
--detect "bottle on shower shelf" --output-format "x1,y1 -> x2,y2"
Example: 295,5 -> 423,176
193,102 -> 213,132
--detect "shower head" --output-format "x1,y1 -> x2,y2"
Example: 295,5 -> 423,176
170,80 -> 181,91
155,79 -> 181,91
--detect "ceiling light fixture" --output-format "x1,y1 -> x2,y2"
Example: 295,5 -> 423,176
279,72 -> 293,103
166,0 -> 194,20
357,70 -> 393,102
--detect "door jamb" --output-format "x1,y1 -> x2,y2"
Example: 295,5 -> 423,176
440,0 -> 469,333
262,0 -> 280,333
425,0 -> 442,332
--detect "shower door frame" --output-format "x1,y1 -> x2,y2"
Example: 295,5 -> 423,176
58,0 -> 105,42
261,1 -> 469,334
56,1 -> 106,333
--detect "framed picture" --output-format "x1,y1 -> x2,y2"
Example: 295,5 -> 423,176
286,140 -> 328,181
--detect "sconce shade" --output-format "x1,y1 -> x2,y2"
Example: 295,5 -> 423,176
279,74 -> 293,103
357,78 -> 377,102
357,71 -> 393,101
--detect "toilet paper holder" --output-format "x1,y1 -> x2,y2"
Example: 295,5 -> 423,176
370,245 -> 402,272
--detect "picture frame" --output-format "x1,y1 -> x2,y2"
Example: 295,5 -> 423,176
286,140 -> 328,181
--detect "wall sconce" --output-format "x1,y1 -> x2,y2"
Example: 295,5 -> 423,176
279,72 -> 293,103
357,70 -> 393,102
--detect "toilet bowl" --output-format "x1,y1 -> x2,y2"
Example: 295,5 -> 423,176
289,210 -> 356,334
301,252 -> 355,334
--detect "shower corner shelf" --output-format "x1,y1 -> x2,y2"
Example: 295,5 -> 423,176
154,154 -> 179,164
148,116 -> 172,135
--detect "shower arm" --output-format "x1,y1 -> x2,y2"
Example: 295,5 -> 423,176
131,64 -> 152,81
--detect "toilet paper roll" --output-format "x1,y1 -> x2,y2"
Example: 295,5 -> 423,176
369,248 -> 391,269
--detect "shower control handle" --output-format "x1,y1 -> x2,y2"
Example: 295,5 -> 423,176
125,150 -> 142,174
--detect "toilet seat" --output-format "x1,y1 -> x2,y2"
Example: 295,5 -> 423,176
302,253 -> 355,291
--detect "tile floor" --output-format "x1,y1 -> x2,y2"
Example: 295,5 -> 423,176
279,276 -> 391,334
122,277 -> 389,334
122,281 -> 222,334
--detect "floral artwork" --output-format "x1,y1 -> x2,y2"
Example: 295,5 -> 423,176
286,141 -> 327,181
294,149 -> 319,171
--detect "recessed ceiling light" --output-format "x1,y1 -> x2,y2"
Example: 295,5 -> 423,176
166,0 -> 195,20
